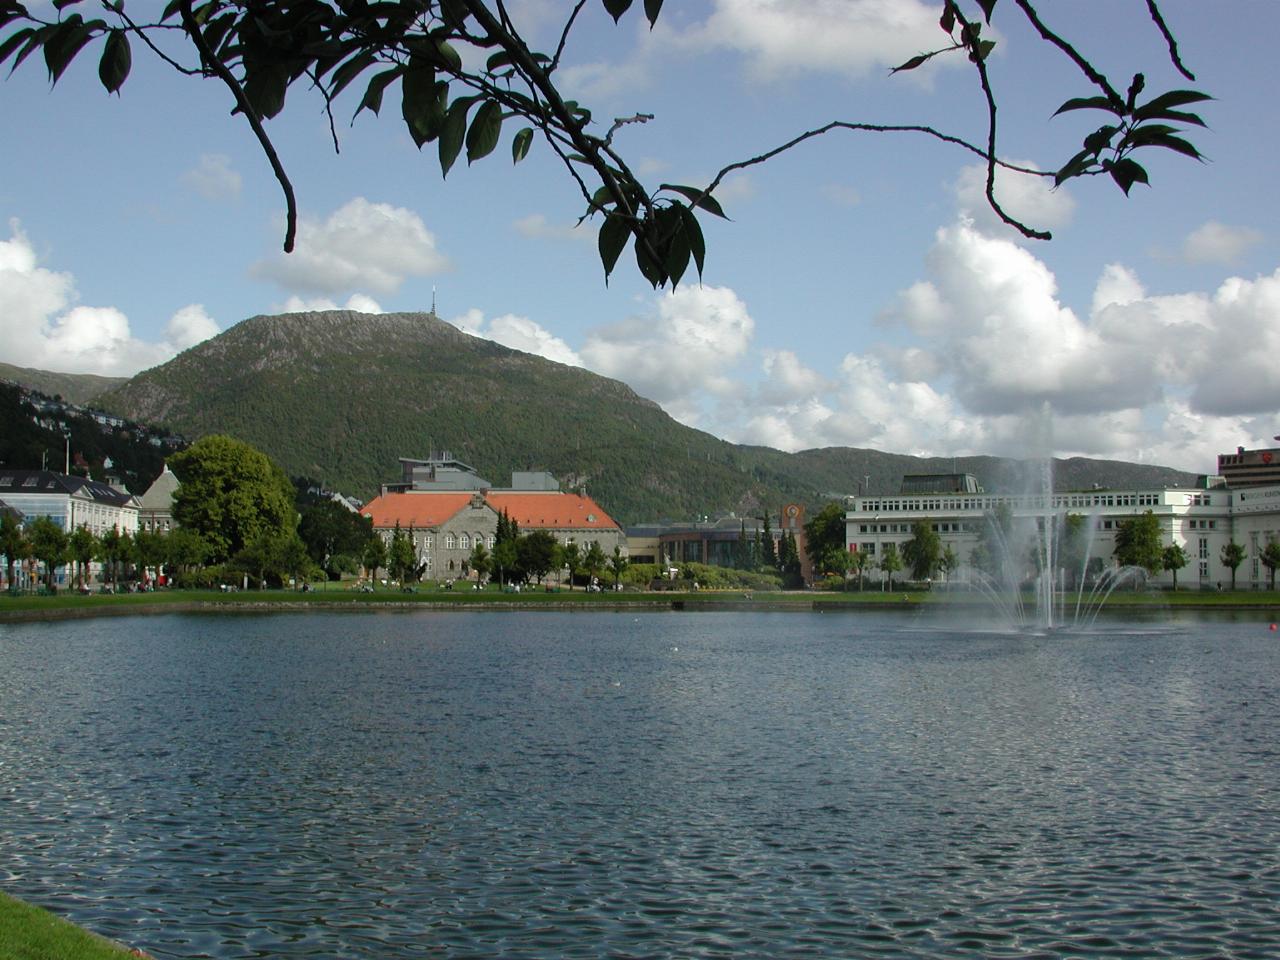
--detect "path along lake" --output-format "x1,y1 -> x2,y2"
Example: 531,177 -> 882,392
2,609 -> 1278,959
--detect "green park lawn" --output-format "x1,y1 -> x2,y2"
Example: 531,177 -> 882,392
0,891 -> 149,960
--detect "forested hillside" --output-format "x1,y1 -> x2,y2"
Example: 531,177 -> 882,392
93,311 -> 1200,524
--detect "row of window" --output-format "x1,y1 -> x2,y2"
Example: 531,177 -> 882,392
857,492 -> 1164,513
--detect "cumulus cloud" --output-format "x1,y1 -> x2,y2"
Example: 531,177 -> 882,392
513,214 -> 591,244
251,198 -> 448,296
182,153 -> 242,201
684,0 -> 950,80
0,220 -> 220,376
278,294 -> 385,314
448,308 -> 582,367
1179,221 -> 1264,264
580,285 -> 755,424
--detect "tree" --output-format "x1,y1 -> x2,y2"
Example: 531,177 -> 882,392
971,502 -> 1014,577
492,538 -> 518,586
170,435 -> 297,563
1162,543 -> 1188,590
468,540 -> 491,584
166,527 -> 211,581
939,544 -> 959,583
1220,541 -> 1246,590
902,520 -> 942,581
561,541 -> 581,591
779,531 -> 803,589
518,530 -> 559,585
879,542 -> 903,593
387,524 -> 417,584
0,511 -> 28,593
68,524 -> 98,590
300,499 -> 375,581
26,516 -> 69,591
1114,510 -> 1163,575
362,535 -> 387,583
849,547 -> 872,591
761,514 -> 778,570
1262,540 -> 1280,590
608,545 -> 629,589
803,502 -> 847,578
133,528 -> 167,584
97,527 -> 133,586
0,3 -> 1209,288
583,541 -> 607,588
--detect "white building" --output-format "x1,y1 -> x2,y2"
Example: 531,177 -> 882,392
0,470 -> 139,536
845,475 -> 1280,590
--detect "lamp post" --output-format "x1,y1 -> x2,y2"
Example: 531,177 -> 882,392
63,427 -> 71,475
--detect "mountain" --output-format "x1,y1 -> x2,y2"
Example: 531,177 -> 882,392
0,362 -> 127,406
93,310 -> 1200,524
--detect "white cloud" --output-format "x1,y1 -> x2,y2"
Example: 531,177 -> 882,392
513,214 -> 591,244
251,198 -> 448,296
952,161 -> 1076,239
685,0 -> 950,80
579,286 -> 755,425
278,294 -> 385,314
821,183 -> 862,207
0,220 -> 218,376
182,154 -> 242,201
446,308 -> 582,367
1179,221 -> 1264,264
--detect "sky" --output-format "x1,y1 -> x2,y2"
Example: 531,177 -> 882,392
2,1 -> 1278,478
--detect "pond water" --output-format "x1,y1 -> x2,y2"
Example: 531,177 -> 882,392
1,610 -> 1278,958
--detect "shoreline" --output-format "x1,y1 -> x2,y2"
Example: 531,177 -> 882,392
3,588 -> 1279,623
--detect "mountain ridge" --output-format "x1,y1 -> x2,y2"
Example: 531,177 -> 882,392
14,310 -> 1200,524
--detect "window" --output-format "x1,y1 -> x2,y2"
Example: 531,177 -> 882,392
446,533 -> 456,549
460,533 -> 470,549
487,535 -> 495,548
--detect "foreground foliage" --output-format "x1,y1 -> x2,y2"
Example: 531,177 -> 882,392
1,1 -> 1208,286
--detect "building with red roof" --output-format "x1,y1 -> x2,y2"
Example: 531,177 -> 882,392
360,456 -> 624,581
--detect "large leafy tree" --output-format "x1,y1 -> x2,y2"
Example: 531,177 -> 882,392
1262,540 -> 1280,591
902,519 -> 942,581
803,502 -> 847,578
300,499 -> 375,580
26,516 -> 69,591
169,434 -> 298,563
878,542 -> 903,593
518,529 -> 559,586
1162,543 -> 1188,590
0,511 -> 28,592
68,525 -> 98,590
1114,510 -> 1163,575
0,1 -> 1208,288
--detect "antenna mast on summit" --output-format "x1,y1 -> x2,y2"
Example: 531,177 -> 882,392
431,285 -> 437,315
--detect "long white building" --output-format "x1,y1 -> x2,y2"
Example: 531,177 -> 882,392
845,471 -> 1280,590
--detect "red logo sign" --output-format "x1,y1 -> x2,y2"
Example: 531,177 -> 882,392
1264,452 -> 1274,464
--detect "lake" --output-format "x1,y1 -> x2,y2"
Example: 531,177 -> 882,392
2,610 -> 1278,958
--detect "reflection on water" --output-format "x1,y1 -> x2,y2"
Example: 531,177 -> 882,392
2,611 -> 1279,958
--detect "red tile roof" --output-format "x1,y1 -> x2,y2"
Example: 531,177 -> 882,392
360,492 -> 481,529
486,492 -> 619,531
360,490 -> 619,533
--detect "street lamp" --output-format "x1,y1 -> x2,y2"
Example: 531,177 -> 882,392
62,427 -> 71,475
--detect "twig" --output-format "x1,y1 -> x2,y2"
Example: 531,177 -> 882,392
1145,0 -> 1195,81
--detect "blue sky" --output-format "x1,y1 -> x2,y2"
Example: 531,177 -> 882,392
2,1 -> 1278,475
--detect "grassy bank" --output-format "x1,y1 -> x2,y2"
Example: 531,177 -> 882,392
0,891 -> 149,960
3,584 -> 1280,621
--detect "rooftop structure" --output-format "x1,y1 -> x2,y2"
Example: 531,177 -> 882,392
1217,445 -> 1280,488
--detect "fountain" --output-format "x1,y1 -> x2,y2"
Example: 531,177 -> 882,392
962,408 -> 1147,632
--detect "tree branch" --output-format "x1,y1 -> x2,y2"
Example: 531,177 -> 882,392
178,0 -> 297,253
1145,0 -> 1195,81
1011,0 -> 1124,106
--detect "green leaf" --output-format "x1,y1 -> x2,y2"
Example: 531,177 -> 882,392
1053,95 -> 1123,117
634,229 -> 665,287
677,204 -> 705,279
659,183 -> 728,219
1108,158 -> 1149,195
891,52 -> 932,74
97,27 -> 129,93
43,16 -> 93,85
1082,124 -> 1117,155
0,27 -> 35,71
1135,132 -> 1204,161
1132,88 -> 1212,120
939,4 -> 955,34
602,0 -> 633,23
659,208 -> 690,288
9,27 -> 50,74
511,126 -> 534,163
328,50 -> 375,101
439,0 -> 470,29
359,66 -> 402,118
400,63 -> 439,145
643,0 -> 664,27
1053,148 -> 1094,187
976,0 -> 997,22
974,39 -> 995,62
201,13 -> 237,57
438,96 -> 472,176
464,98 -> 503,164
598,214 -> 630,281
243,61 -> 289,119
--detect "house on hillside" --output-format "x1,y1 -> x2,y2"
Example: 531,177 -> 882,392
361,456 -> 624,581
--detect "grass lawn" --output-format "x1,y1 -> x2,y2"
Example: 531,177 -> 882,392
0,892 -> 148,960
